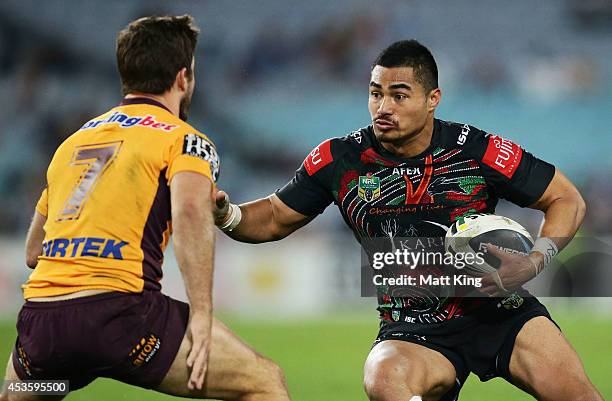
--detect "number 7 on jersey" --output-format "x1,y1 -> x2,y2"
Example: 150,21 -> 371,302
57,141 -> 123,221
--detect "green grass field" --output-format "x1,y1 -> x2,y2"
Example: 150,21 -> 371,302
1,311 -> 611,400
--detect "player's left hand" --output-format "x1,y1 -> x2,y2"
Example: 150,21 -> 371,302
186,310 -> 212,390
212,187 -> 230,225
480,244 -> 543,297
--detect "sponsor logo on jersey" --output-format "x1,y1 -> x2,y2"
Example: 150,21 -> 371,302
128,333 -> 161,366
457,124 -> 470,145
388,332 -> 427,342
482,134 -> 523,178
358,173 -> 381,202
392,167 -> 421,176
304,139 -> 333,176
183,133 -> 220,181
42,237 -> 129,259
16,344 -> 33,377
80,112 -> 178,132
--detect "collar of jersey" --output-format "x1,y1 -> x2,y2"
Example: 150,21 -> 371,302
119,97 -> 173,114
367,119 -> 441,164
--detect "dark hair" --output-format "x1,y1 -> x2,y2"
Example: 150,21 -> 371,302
116,15 -> 199,96
372,40 -> 438,92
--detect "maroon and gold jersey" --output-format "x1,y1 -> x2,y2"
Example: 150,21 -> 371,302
24,98 -> 219,299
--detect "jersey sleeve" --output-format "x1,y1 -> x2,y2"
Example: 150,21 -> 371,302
35,187 -> 48,217
478,133 -> 555,207
166,132 -> 220,184
276,139 -> 335,216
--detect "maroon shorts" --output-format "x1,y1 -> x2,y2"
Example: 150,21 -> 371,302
12,290 -> 189,391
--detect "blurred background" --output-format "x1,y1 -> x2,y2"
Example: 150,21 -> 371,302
0,0 -> 611,400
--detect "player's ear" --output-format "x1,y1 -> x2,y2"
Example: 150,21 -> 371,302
427,88 -> 441,112
176,67 -> 189,92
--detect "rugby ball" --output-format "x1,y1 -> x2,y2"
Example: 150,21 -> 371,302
445,213 -> 534,275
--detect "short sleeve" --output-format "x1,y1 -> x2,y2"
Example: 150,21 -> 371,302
167,132 -> 220,184
276,139 -> 335,216
35,187 -> 48,217
480,134 -> 555,207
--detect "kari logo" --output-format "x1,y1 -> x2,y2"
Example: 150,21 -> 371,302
183,133 -> 220,181
482,134 -> 523,178
304,139 -> 333,176
80,113 -> 178,132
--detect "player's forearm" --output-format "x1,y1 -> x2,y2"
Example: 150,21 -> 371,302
25,211 -> 46,268
173,206 -> 215,314
538,192 -> 586,252
224,197 -> 287,243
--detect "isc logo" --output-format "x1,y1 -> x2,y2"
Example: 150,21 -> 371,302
457,124 -> 470,145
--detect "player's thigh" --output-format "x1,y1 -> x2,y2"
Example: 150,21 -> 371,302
1,354 -> 65,401
509,316 -> 603,401
155,317 -> 287,399
364,340 -> 456,401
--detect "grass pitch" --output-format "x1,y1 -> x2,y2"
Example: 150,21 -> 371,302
1,309 -> 610,400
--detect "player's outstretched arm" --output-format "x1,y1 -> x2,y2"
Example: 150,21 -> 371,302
25,211 -> 46,268
213,190 -> 313,243
171,171 -> 216,390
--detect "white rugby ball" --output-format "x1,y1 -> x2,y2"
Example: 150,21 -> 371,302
445,213 -> 534,275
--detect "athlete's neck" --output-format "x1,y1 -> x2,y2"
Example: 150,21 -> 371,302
379,118 -> 435,158
125,92 -> 179,118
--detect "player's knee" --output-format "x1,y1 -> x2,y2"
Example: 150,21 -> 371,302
247,356 -> 287,395
262,357 -> 287,389
363,357 -> 418,401
364,376 -> 418,401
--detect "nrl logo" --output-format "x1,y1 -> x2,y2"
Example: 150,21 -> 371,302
358,173 -> 381,202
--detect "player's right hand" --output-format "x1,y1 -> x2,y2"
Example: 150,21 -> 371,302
212,188 -> 230,225
186,311 -> 212,390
